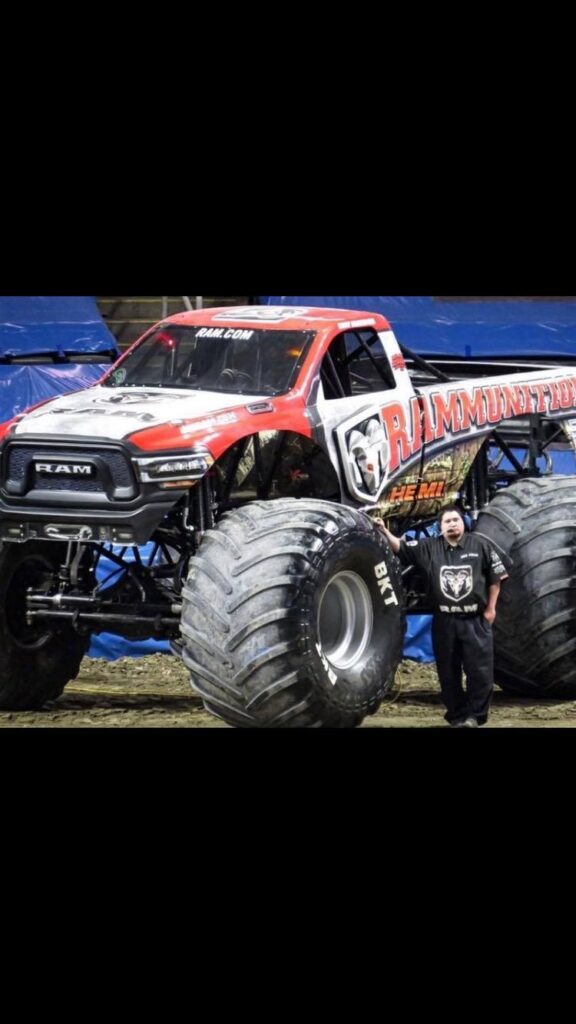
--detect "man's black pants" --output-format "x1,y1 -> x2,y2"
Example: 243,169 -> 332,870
431,614 -> 494,725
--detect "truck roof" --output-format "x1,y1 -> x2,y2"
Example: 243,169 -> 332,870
162,305 -> 391,332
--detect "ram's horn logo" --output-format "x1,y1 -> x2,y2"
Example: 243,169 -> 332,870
213,307 -> 309,322
440,566 -> 473,601
347,419 -> 389,497
35,463 -> 94,476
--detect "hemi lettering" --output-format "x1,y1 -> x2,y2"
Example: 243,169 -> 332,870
418,480 -> 445,499
388,484 -> 416,501
389,486 -> 405,501
389,481 -> 445,502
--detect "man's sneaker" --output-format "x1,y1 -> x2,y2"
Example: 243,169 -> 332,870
460,716 -> 479,728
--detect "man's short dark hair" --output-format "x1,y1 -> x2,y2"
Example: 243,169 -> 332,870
438,505 -> 465,527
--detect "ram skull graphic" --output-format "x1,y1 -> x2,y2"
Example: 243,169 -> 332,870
440,566 -> 473,602
347,419 -> 389,496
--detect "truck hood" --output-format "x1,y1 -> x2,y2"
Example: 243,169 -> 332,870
12,386 -> 265,441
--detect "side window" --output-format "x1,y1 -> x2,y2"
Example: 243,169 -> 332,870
320,329 -> 395,400
344,330 -> 395,394
320,333 -> 350,399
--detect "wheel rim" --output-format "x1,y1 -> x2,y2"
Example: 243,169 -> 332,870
317,571 -> 374,671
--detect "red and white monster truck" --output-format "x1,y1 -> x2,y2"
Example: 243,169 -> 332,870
0,304 -> 575,725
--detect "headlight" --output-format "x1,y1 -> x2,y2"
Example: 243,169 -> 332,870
134,451 -> 214,487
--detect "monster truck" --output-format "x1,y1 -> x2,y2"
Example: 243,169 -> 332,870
0,304 -> 575,724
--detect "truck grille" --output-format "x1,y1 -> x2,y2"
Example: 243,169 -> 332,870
4,445 -> 137,501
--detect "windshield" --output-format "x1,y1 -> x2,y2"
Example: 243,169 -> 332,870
102,325 -> 315,396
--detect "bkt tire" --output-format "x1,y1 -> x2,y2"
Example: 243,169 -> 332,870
179,499 -> 405,727
0,542 -> 90,710
475,476 -> 576,697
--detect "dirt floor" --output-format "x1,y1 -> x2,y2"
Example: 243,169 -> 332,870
2,654 -> 576,727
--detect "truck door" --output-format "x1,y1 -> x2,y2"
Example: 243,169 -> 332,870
313,328 -> 416,504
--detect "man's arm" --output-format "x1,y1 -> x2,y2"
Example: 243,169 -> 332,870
483,581 -> 501,624
482,544 -> 509,623
373,518 -> 401,554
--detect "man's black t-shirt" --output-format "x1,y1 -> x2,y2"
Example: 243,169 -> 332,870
398,532 -> 508,616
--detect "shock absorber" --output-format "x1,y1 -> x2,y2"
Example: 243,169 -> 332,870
58,541 -> 88,588
203,474 -> 215,530
182,476 -> 216,548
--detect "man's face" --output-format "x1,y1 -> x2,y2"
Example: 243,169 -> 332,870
440,511 -> 465,543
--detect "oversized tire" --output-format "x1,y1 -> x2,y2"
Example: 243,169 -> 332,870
0,542 -> 90,710
475,475 -> 576,697
179,499 -> 405,727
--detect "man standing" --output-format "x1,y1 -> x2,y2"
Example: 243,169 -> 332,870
375,506 -> 508,728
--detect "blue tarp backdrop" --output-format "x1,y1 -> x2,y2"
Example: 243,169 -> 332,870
262,296 -> 576,359
0,296 -> 118,425
0,296 -> 118,355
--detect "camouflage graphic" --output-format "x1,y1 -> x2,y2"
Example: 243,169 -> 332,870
371,438 -> 485,519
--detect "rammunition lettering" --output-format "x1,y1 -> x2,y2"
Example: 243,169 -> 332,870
382,376 -> 576,473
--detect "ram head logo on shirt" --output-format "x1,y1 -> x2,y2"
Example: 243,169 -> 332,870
440,565 -> 473,601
